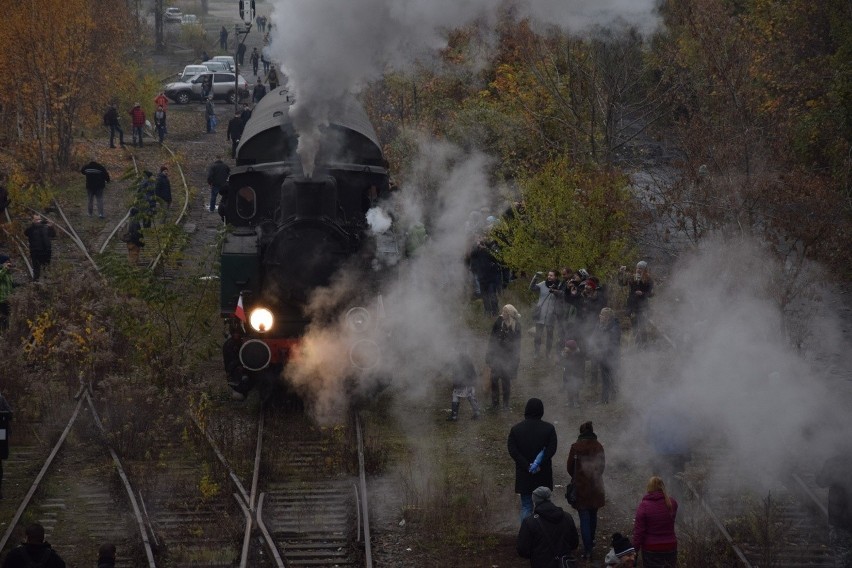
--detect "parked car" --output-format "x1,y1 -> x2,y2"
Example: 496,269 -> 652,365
164,7 -> 182,23
201,61 -> 228,73
178,64 -> 213,83
212,55 -> 235,71
181,14 -> 199,25
164,72 -> 250,104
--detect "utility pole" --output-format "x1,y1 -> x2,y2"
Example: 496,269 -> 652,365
154,0 -> 165,53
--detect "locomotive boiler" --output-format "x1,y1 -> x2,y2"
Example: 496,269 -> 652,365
219,88 -> 401,383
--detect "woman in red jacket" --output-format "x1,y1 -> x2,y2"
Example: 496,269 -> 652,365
633,476 -> 678,567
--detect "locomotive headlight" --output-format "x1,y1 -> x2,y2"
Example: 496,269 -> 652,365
249,307 -> 274,332
345,307 -> 371,333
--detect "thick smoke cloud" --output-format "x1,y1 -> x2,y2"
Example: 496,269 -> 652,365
615,238 -> 852,492
284,136 -> 495,423
268,0 -> 660,173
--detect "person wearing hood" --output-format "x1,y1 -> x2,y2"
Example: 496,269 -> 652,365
604,533 -> 636,566
517,486 -> 579,567
96,543 -> 116,568
633,476 -> 678,567
567,420 -> 606,560
2,522 -> 65,567
486,304 -> 522,410
508,398 -> 558,523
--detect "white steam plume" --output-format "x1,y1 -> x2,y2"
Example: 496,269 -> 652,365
283,137 -> 494,423
267,0 -> 660,174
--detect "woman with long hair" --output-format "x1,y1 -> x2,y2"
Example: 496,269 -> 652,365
633,476 -> 678,567
485,304 -> 522,411
567,421 -> 606,560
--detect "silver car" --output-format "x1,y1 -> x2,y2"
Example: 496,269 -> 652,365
201,61 -> 228,73
165,72 -> 250,104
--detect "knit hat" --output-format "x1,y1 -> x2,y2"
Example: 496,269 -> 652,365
611,533 -> 635,557
584,279 -> 597,291
564,339 -> 577,350
532,486 -> 551,507
636,260 -> 648,270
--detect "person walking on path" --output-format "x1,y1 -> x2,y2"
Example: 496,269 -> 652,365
103,103 -> 124,148
252,79 -> 267,104
154,165 -> 172,210
237,42 -> 247,66
0,255 -> 13,332
227,111 -> 245,159
485,304 -> 522,411
205,96 -> 217,134
128,102 -> 146,147
207,157 -> 230,213
633,476 -> 678,568
567,420 -> 606,560
267,66 -> 279,90
153,105 -> 167,144
23,214 -> 56,281
240,103 -> 252,124
250,47 -> 260,76
80,159 -> 110,218
219,26 -> 229,50
517,486 -> 579,568
508,398 -> 558,523
1,522 -> 66,567
447,349 -> 481,421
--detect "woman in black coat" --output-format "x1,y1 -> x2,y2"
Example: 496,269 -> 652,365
485,303 -> 522,410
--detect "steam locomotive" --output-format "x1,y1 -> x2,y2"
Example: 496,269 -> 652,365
219,88 -> 401,386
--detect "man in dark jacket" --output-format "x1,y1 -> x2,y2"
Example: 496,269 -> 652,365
227,111 -> 245,159
592,307 -> 621,404
23,214 -> 56,281
252,79 -> 267,104
250,47 -> 260,75
2,522 -> 65,567
154,166 -> 172,210
236,42 -> 247,66
517,486 -> 579,568
80,159 -> 110,218
240,103 -> 252,124
206,157 -> 230,213
508,398 -> 558,524
103,103 -> 124,148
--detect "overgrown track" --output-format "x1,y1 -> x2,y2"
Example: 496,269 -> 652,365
683,447 -> 835,567
198,404 -> 375,568
0,386 -> 154,566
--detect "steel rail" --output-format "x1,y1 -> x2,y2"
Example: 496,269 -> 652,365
791,472 -> 829,519
52,199 -> 100,275
257,492 -> 286,567
83,389 -> 157,567
235,493 -> 253,568
356,414 -> 373,568
0,389 -> 85,552
188,412 -> 251,506
250,409 -> 264,511
2,209 -> 33,278
683,478 -> 753,567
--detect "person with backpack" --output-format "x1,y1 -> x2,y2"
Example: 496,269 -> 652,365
23,214 -> 56,281
103,103 -> 124,148
517,486 -> 579,568
1,522 -> 66,567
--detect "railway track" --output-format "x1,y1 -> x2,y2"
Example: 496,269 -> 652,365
0,387 -> 155,566
197,401 -> 375,568
682,447 -> 835,567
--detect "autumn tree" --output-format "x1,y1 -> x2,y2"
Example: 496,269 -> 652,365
0,0 -> 132,173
